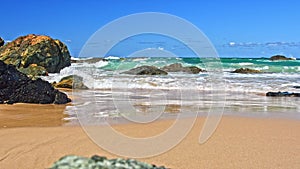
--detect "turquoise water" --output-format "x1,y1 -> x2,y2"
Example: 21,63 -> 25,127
99,57 -> 300,73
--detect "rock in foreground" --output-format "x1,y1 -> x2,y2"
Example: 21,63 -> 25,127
231,68 -> 261,74
270,55 -> 294,61
0,60 -> 71,104
0,34 -> 71,73
161,63 -> 205,74
50,155 -> 168,169
122,65 -> 168,75
53,75 -> 88,89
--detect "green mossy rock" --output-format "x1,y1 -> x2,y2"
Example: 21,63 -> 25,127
0,34 -> 71,73
54,75 -> 88,89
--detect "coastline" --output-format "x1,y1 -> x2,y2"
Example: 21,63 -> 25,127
0,104 -> 299,168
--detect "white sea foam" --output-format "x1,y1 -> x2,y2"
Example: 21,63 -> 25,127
105,56 -> 120,60
238,62 -> 254,66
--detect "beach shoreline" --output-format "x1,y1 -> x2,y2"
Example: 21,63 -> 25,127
0,108 -> 299,169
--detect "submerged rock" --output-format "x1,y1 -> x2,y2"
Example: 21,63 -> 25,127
0,34 -> 71,73
161,63 -> 205,74
231,68 -> 261,74
0,37 -> 4,47
270,55 -> 294,61
122,65 -> 168,75
53,75 -> 88,89
266,91 -> 300,97
0,60 -> 71,104
292,86 -> 300,89
50,155 -> 168,169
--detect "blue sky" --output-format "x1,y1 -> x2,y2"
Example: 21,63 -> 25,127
1,0 -> 300,58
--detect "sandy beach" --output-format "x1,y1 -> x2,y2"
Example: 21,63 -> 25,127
0,104 -> 299,169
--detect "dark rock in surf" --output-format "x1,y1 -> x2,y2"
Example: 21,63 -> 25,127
270,55 -> 293,61
231,68 -> 261,74
161,63 -> 205,74
0,60 -> 71,104
122,65 -> 168,75
71,57 -> 108,64
53,75 -> 88,89
266,91 -> 300,97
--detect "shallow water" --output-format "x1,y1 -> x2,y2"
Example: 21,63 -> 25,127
41,57 -> 300,125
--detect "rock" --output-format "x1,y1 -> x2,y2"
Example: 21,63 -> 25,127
54,75 -> 88,89
231,68 -> 261,73
0,37 -> 4,47
292,86 -> 300,89
270,55 -> 293,61
0,34 -> 71,73
0,60 -> 71,104
71,57 -> 108,64
266,91 -> 300,97
161,63 -> 205,74
122,65 -> 168,75
18,64 -> 48,79
50,155 -> 168,169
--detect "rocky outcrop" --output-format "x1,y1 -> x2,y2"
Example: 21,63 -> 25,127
266,91 -> 300,97
0,60 -> 71,104
50,155 -> 167,169
53,75 -> 88,89
161,63 -> 205,74
270,55 -> 293,61
0,37 -> 4,47
0,34 -> 71,73
122,65 -> 168,75
231,68 -> 261,73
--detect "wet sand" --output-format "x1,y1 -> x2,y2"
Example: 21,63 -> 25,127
0,104 -> 299,169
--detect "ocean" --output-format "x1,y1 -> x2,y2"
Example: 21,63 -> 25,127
43,57 -> 300,124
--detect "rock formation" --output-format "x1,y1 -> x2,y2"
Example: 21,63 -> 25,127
0,34 -> 71,73
161,63 -> 205,74
270,55 -> 294,61
0,60 -> 71,104
53,75 -> 88,89
122,65 -> 168,75
231,68 -> 261,73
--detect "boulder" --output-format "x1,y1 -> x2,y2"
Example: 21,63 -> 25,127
161,63 -> 205,74
0,60 -> 71,104
231,68 -> 261,74
266,91 -> 300,97
50,155 -> 167,169
0,34 -> 71,73
53,75 -> 88,89
270,55 -> 293,61
0,37 -> 4,47
122,65 -> 168,75
18,64 -> 48,79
